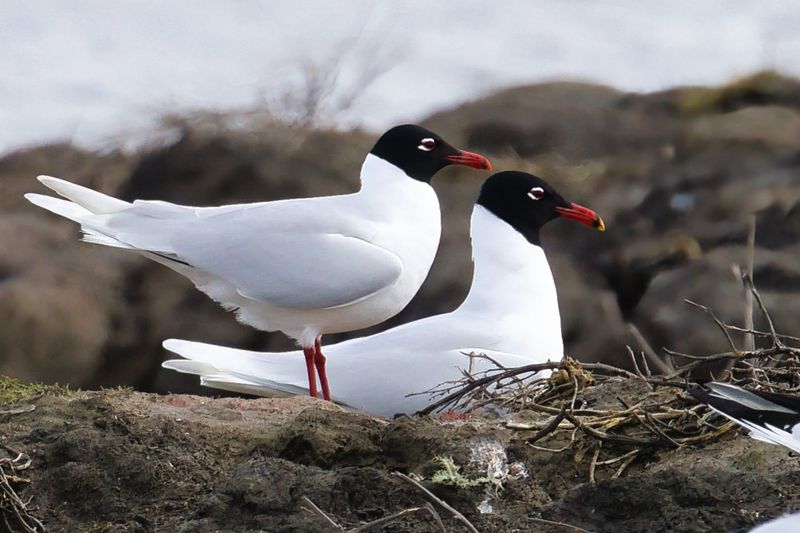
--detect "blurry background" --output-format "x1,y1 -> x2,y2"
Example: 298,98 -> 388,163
1,1 -> 799,393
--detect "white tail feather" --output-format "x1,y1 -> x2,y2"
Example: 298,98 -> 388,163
81,229 -> 133,249
162,339 -> 309,397
37,175 -> 131,214
24,193 -> 93,224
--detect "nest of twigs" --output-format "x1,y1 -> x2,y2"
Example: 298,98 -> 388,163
416,281 -> 800,482
0,443 -> 44,533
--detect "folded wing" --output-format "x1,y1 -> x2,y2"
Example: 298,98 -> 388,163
27,176 -> 404,310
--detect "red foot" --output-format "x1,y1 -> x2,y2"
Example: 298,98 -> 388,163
315,336 -> 331,401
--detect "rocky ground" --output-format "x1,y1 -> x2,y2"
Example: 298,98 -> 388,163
2,376 -> 799,533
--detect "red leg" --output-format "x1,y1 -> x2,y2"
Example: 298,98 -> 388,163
303,346 -> 318,398
314,336 -> 331,401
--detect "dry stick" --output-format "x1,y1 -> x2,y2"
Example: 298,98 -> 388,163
424,503 -> 447,533
640,348 -> 652,377
626,346 -> 645,380
528,516 -> 595,533
640,412 -> 682,448
0,455 -> 45,533
628,323 -> 673,374
588,446 -> 601,484
611,451 -> 639,479
346,507 -> 426,533
415,361 -> 562,414
748,281 -> 783,348
416,360 -> 638,415
743,215 -> 756,351
526,404 -> 567,443
302,495 -> 430,533
723,324 -> 800,344
528,427 -> 579,453
563,411 -> 659,447
300,496 -> 343,530
392,472 -> 480,533
684,299 -> 740,354
659,341 -> 800,384
596,449 -> 639,466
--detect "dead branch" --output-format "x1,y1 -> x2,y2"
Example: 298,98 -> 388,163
528,516 -> 595,533
0,449 -> 45,533
393,472 -> 480,533
301,496 -> 343,530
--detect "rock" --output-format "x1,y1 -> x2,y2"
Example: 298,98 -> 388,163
687,106 -> 800,149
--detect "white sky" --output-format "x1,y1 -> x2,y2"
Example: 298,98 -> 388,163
2,0 -> 800,153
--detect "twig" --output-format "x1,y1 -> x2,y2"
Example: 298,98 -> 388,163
346,507 -> 425,533
300,496 -> 343,530
748,281 -> 783,349
528,427 -> 579,453
0,450 -> 45,532
627,346 -> 645,380
596,449 -> 639,466
628,323 -> 672,374
588,446 -> 601,484
611,450 -> 639,479
424,503 -> 446,533
529,516 -> 595,533
414,359 -> 640,415
393,472 -> 479,533
525,405 -> 567,443
684,299 -> 740,354
743,215 -> 756,351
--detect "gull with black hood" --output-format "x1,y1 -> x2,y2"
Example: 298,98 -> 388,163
25,124 -> 492,402
163,171 -> 605,417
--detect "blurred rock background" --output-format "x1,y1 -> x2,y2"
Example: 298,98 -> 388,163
1,71 -> 799,393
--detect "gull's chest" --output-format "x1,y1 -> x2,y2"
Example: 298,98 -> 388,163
367,185 -> 441,273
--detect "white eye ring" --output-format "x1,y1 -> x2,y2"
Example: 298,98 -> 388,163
528,187 -> 545,200
417,138 -> 436,151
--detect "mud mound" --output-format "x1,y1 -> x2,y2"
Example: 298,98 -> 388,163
2,378 -> 798,532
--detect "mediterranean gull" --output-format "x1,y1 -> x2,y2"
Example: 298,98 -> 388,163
24,124 -> 492,401
162,171 -> 605,417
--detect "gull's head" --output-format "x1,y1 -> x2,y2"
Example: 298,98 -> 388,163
370,124 -> 492,182
477,171 -> 605,244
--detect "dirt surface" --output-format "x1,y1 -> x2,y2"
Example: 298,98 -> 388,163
2,378 -> 799,533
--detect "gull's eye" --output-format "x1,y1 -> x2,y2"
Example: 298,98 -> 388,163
528,187 -> 545,200
417,138 -> 436,152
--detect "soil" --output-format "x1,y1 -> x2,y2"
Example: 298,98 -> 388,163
2,378 -> 799,532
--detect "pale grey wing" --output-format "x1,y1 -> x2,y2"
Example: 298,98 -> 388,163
170,228 -> 403,309
99,196 -> 403,308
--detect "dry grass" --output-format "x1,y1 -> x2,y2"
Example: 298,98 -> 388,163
0,376 -> 79,406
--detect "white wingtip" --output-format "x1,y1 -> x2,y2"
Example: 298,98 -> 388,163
37,175 -> 63,185
163,338 -> 191,354
161,359 -> 220,375
33,175 -> 131,214
25,192 -> 92,222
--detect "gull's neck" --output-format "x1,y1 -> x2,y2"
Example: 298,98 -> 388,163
359,154 -> 427,192
458,205 -> 562,323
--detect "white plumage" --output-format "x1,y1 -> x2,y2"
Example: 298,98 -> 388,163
163,204 -> 565,417
25,154 -> 440,347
